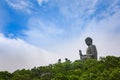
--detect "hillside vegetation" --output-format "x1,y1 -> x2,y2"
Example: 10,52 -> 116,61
0,56 -> 120,80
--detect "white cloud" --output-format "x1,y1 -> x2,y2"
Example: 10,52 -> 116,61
5,0 -> 33,14
51,0 -> 98,19
0,34 -> 59,72
37,0 -> 48,6
24,17 -> 64,46
96,0 -> 120,18
49,0 -> 120,21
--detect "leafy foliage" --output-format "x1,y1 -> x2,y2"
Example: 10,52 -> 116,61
0,56 -> 120,80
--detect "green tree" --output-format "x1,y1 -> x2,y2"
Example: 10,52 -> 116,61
0,71 -> 12,80
11,69 -> 31,80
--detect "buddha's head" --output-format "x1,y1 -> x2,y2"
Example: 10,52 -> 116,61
85,37 -> 92,46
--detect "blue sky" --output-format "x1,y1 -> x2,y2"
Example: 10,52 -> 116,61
0,0 -> 120,72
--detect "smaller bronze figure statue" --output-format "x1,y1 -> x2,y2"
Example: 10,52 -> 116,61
79,37 -> 98,60
58,59 -> 61,63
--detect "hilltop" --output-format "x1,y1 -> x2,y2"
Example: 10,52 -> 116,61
0,56 -> 120,80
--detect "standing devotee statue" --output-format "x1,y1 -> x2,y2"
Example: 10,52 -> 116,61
79,37 -> 98,60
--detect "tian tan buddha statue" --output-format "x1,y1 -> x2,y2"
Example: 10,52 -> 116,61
79,37 -> 98,60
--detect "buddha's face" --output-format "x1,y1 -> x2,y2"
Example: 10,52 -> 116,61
85,40 -> 92,46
